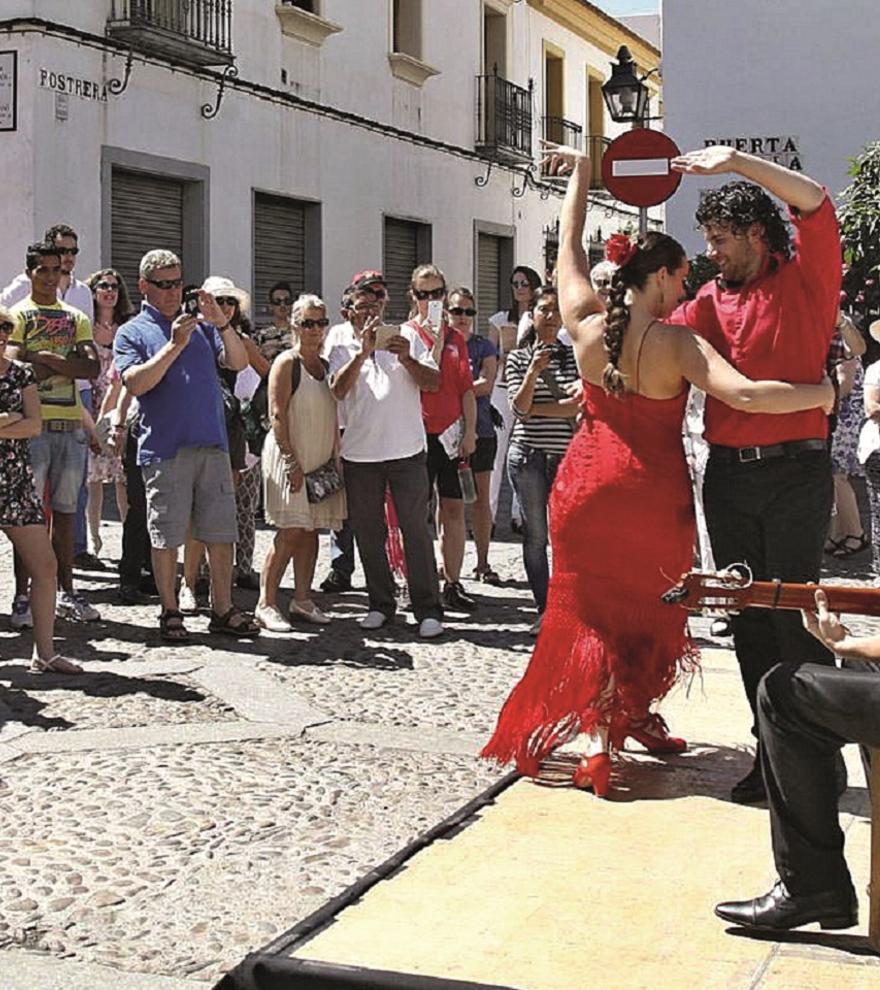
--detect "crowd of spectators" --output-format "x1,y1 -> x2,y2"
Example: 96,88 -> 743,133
1,222 -> 875,672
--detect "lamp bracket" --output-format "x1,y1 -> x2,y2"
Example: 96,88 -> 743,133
201,64 -> 239,120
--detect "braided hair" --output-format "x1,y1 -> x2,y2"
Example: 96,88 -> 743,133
602,232 -> 687,396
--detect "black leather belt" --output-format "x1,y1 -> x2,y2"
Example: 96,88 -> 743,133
709,438 -> 827,464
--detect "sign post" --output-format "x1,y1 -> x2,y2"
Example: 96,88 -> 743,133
601,129 -> 682,235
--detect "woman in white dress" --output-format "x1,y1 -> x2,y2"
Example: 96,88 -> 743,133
257,294 -> 346,631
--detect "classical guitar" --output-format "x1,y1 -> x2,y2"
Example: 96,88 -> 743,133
661,563 -> 880,618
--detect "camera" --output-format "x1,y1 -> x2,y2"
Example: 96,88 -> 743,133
183,290 -> 200,318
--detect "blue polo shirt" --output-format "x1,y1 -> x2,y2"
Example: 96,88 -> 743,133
114,302 -> 227,466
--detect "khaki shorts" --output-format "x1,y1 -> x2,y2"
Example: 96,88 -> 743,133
142,446 -> 237,549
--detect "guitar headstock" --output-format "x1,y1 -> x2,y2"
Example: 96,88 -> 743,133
661,564 -> 753,613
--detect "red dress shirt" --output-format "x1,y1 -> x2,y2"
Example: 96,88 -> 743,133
672,194 -> 840,447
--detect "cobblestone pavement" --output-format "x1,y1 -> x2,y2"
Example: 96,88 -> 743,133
0,506 -> 874,986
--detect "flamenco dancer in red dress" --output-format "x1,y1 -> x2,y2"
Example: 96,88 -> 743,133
481,142 -> 834,796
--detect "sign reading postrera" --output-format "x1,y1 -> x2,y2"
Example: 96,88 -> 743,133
601,129 -> 683,208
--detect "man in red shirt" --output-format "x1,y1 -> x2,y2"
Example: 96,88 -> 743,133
671,145 -> 841,804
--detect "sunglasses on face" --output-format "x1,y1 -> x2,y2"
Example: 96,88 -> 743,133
448,306 -> 477,317
511,279 -> 531,289
58,247 -> 80,256
0,320 -> 14,332
270,297 -> 292,306
413,287 -> 446,301
216,296 -> 238,307
95,280 -> 119,291
299,318 -> 330,329
146,277 -> 183,290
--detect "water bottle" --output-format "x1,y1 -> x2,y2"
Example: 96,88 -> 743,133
457,459 -> 477,504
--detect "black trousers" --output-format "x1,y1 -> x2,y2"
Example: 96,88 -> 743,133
703,447 -> 835,734
119,427 -> 152,587
758,661 -> 880,895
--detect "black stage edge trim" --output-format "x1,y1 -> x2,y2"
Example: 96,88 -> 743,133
216,956 -> 517,990
214,770 -> 519,990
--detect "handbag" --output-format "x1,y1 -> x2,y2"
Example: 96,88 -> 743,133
304,456 -> 344,504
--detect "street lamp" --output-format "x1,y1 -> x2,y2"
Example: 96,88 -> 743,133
601,46 -> 649,125
602,45 -> 658,236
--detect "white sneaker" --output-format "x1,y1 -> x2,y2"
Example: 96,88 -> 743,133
418,617 -> 444,639
529,614 -> 543,637
359,610 -> 388,630
10,595 -> 33,630
255,604 -> 293,632
56,591 -> 101,623
178,585 -> 198,614
288,599 -> 330,625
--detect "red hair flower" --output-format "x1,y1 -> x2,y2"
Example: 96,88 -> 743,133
605,233 -> 637,267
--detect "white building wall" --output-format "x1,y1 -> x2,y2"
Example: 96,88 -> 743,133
0,0 -> 658,302
662,0 -> 879,255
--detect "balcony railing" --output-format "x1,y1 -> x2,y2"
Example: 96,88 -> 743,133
586,134 -> 611,189
107,0 -> 234,67
541,116 -> 582,178
475,72 -> 533,164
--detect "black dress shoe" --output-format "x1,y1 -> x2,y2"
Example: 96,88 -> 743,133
74,551 -> 107,571
442,580 -> 477,612
731,760 -> 766,804
715,879 -> 857,931
118,584 -> 146,605
235,569 -> 260,591
320,570 -> 352,593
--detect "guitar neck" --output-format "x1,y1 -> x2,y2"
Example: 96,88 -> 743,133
742,581 -> 880,617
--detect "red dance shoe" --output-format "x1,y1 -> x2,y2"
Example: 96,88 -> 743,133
615,713 -> 687,754
572,753 -> 612,797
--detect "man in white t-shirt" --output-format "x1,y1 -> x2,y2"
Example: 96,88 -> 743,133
327,284 -> 444,638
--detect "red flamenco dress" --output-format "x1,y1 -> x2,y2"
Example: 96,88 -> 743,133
482,380 -> 699,775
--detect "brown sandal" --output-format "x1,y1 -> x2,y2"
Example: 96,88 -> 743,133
30,655 -> 83,675
159,608 -> 190,642
208,606 -> 260,638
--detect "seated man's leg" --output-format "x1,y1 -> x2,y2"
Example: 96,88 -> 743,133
387,451 -> 442,622
759,662 -> 880,897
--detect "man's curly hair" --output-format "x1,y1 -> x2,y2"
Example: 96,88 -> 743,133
695,181 -> 792,259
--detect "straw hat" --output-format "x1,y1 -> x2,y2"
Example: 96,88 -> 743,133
869,318 -> 880,344
200,275 -> 251,315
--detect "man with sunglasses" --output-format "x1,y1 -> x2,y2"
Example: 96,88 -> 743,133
5,242 -> 101,625
327,282 -> 444,638
113,250 -> 257,642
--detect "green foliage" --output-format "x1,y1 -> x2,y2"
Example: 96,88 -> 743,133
686,252 -> 719,296
838,141 -> 880,321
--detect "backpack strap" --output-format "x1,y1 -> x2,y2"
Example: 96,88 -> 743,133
291,355 -> 301,394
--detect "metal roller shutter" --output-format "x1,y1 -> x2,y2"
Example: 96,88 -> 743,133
254,193 -> 306,321
476,232 -> 502,337
383,218 -> 419,324
111,169 -> 184,305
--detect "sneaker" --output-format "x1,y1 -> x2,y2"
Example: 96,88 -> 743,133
255,604 -> 293,632
360,610 -> 388,630
320,570 -> 352,593
418,617 -> 444,639
442,580 -> 477,612
529,614 -> 543,637
56,591 -> 101,623
178,585 -> 199,615
10,595 -> 33,630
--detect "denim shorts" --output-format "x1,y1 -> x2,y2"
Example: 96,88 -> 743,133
142,446 -> 237,549
29,426 -> 88,514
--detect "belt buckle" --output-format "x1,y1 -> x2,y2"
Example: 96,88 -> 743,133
738,446 -> 761,463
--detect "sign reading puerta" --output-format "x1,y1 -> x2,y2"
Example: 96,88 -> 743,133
601,129 -> 683,208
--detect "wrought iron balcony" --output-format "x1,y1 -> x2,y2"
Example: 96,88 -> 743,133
586,134 -> 611,189
107,0 -> 234,67
475,71 -> 533,164
541,116 -> 582,178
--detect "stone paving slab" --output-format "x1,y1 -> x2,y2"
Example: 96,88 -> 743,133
1,947 -> 207,990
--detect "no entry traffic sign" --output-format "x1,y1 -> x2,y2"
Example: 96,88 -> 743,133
601,129 -> 682,208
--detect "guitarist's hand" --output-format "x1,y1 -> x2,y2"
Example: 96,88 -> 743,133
801,588 -> 848,648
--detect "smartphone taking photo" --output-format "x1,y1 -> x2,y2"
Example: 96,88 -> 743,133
183,291 -> 200,318
426,299 -> 443,328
